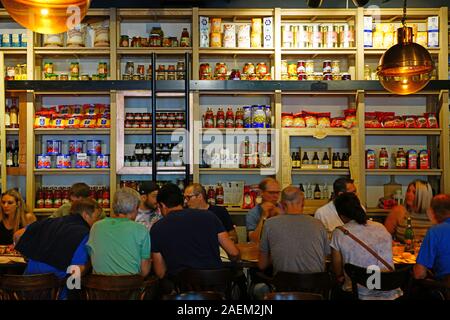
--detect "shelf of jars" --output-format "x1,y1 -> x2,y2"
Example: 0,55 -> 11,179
34,48 -> 112,56
365,169 -> 442,176
34,169 -> 110,175
364,128 -> 442,135
117,47 -> 192,55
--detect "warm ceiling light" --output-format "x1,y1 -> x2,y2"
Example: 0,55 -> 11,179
376,0 -> 434,95
1,0 -> 91,34
306,0 -> 323,8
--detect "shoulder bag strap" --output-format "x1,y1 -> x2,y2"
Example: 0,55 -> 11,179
337,226 -> 395,272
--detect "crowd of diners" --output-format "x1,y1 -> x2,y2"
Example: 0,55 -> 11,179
0,177 -> 449,300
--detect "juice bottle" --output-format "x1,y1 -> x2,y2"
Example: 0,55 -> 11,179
53,188 -> 62,208
215,183 -> 224,205
216,108 -> 225,128
225,107 -> 235,128
207,186 -> 216,205
396,148 -> 406,169
379,147 -> 389,169
102,187 -> 110,208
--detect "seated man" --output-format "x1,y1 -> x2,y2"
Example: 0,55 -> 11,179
246,178 -> 283,243
414,194 -> 450,281
50,182 -> 105,219
14,199 -> 102,299
136,181 -> 162,231
151,183 -> 239,281
314,178 -> 358,234
184,183 -> 238,243
87,187 -> 151,277
259,186 -> 330,274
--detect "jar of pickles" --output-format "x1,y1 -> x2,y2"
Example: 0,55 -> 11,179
157,65 -> 166,80
214,62 -> 227,77
150,33 -> 161,47
199,63 -> 212,80
70,62 -> 79,78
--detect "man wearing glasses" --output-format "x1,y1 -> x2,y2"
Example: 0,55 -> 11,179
246,178 -> 283,243
314,177 -> 359,235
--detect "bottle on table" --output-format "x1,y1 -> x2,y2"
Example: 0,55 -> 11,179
404,216 -> 414,253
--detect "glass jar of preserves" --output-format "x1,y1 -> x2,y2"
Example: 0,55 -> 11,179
70,62 -> 79,77
331,60 -> 340,75
214,62 -> 227,77
120,35 -> 129,47
80,74 -> 90,80
199,63 -> 211,80
44,61 -> 53,74
322,60 -> 332,74
150,33 -> 161,47
296,60 -> 306,74
60,73 -> 69,81
243,63 -> 255,75
162,37 -> 172,47
157,65 -> 166,80
305,60 -> 314,74
256,62 -> 268,76
98,62 -> 108,77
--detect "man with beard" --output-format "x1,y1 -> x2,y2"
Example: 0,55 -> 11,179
136,181 -> 161,231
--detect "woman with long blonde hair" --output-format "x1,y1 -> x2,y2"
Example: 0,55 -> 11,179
384,180 -> 434,242
0,189 -> 36,245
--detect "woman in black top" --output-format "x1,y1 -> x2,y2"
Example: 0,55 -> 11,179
0,189 -> 36,245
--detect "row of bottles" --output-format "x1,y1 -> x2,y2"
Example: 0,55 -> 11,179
366,147 -> 430,170
206,183 -> 224,206
292,151 -> 350,169
35,186 -> 110,209
5,98 -> 19,128
299,183 -> 331,200
120,179 -> 186,192
6,140 -> 19,167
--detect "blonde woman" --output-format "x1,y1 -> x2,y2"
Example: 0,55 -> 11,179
0,189 -> 36,245
384,180 -> 434,242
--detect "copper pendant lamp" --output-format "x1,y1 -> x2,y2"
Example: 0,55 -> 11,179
1,0 -> 91,34
377,0 -> 434,95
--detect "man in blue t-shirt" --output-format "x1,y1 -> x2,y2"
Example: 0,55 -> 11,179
246,177 -> 283,242
151,183 -> 240,280
15,199 -> 102,299
184,183 -> 237,243
414,194 -> 450,280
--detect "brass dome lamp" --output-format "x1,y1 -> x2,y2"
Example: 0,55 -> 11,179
377,0 -> 434,95
1,0 -> 91,34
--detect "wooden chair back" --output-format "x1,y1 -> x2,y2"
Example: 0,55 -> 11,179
81,274 -> 145,300
271,271 -> 332,299
0,273 -> 61,300
176,268 -> 234,299
264,291 -> 323,300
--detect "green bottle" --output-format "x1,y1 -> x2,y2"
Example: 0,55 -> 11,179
404,216 -> 414,253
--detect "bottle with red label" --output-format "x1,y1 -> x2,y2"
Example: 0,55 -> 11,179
242,186 -> 255,209
36,188 -> 45,208
62,187 -> 70,205
215,183 -> 224,205
419,150 -> 429,169
216,108 -> 225,128
396,148 -> 406,169
53,188 -> 62,208
225,107 -> 235,128
379,147 -> 389,169
207,186 -> 216,205
235,108 -> 244,128
102,187 -> 110,208
204,108 -> 215,128
97,187 -> 104,208
44,188 -> 54,208
407,149 -> 418,169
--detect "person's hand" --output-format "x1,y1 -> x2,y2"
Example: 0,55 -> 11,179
261,202 -> 281,219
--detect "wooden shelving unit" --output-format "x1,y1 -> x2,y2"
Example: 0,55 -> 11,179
0,6 -> 448,224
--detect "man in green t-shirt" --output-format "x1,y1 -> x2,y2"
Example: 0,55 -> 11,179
87,187 -> 151,277
50,182 -> 105,219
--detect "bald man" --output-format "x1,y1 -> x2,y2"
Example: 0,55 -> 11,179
258,186 -> 330,274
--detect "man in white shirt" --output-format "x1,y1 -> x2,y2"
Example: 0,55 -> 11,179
314,178 -> 358,234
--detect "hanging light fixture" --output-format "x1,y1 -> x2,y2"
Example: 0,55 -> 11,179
1,0 -> 91,34
306,0 -> 323,8
377,0 -> 434,95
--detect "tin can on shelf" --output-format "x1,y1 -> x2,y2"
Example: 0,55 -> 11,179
75,153 -> 90,168
264,105 -> 272,128
296,60 -> 306,74
87,140 -> 102,156
341,73 -> 351,80
36,154 -> 51,169
47,140 -> 62,155
297,73 -> 307,80
96,154 -> 109,168
323,73 -> 333,81
56,154 -> 71,169
331,60 -> 340,74
69,140 -> 84,154
322,60 -> 332,74
125,61 -> 134,75
305,60 -> 314,74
